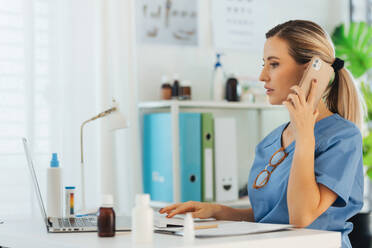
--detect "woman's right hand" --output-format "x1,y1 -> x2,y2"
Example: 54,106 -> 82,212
159,201 -> 220,219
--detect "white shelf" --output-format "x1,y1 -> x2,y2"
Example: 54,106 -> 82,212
138,100 -> 284,110
138,100 -> 284,203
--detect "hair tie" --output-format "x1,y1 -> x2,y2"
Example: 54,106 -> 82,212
331,58 -> 344,72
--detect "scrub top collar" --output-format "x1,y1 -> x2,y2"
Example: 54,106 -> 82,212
277,113 -> 338,154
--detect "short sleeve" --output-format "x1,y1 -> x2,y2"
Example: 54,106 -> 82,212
314,128 -> 363,207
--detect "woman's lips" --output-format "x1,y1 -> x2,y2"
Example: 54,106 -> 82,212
264,87 -> 274,95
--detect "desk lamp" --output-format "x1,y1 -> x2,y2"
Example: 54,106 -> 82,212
80,99 -> 128,211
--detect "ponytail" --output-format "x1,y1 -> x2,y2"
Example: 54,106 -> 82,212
325,67 -> 366,130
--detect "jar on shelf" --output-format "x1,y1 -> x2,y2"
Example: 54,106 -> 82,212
178,80 -> 192,100
161,83 -> 172,100
240,84 -> 255,103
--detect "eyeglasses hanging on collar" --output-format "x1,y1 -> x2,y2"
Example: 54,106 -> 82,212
253,147 -> 288,189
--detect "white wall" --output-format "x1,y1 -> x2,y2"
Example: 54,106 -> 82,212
50,0 -> 102,211
134,0 -> 350,193
100,0 -> 142,214
137,0 -> 349,102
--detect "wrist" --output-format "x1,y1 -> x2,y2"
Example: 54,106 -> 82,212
296,130 -> 315,141
295,134 -> 315,148
212,204 -> 224,219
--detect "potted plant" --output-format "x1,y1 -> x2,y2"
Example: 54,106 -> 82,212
331,21 -> 372,247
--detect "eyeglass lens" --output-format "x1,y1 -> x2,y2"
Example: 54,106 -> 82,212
271,150 -> 286,165
255,170 -> 270,187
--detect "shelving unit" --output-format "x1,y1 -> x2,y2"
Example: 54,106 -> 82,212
138,100 -> 284,203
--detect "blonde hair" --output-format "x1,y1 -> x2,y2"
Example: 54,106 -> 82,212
266,20 -> 365,130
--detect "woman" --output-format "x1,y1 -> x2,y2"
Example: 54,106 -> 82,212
159,20 -> 366,247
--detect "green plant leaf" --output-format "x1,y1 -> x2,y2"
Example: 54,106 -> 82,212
360,82 -> 372,121
361,24 -> 372,52
331,22 -> 372,78
356,22 -> 366,48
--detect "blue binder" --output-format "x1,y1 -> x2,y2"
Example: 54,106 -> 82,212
143,113 -> 173,202
143,113 -> 202,202
179,113 -> 202,202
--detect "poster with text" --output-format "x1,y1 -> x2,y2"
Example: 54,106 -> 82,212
212,0 -> 270,51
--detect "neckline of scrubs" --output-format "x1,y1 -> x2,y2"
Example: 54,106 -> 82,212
279,113 -> 338,154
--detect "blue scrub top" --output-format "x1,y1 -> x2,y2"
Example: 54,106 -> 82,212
247,113 -> 363,248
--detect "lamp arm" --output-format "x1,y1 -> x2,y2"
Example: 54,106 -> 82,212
90,107 -> 117,122
80,106 -> 117,164
80,119 -> 91,211
79,104 -> 118,211
80,119 -> 92,164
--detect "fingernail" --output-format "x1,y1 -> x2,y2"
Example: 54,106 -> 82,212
314,79 -> 317,83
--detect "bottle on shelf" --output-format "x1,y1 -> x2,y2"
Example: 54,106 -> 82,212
132,194 -> 154,244
179,80 -> 192,100
47,153 -> 62,217
161,75 -> 172,100
211,53 -> 225,101
171,73 -> 180,99
97,195 -> 116,237
240,82 -> 255,103
225,74 -> 240,102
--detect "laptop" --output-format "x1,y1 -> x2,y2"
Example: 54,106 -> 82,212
22,137 -> 131,233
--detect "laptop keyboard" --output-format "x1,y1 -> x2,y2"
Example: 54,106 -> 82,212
58,217 -> 97,228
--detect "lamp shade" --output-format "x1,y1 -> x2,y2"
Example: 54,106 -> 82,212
106,110 -> 129,131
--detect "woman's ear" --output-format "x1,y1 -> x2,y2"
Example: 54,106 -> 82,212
295,62 -> 310,87
299,62 -> 309,78
302,62 -> 310,71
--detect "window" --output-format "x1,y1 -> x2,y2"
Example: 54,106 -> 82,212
350,0 -> 371,23
0,0 -> 52,216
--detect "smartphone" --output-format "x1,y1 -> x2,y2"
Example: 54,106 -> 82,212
298,56 -> 334,109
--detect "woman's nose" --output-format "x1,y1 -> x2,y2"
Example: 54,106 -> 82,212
259,67 -> 269,82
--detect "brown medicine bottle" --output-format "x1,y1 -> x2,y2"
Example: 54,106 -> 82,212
97,195 -> 116,237
161,83 -> 172,100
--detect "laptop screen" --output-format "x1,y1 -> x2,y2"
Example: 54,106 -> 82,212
22,137 -> 50,227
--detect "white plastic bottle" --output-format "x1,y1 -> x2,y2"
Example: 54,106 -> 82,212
211,53 -> 226,101
47,153 -> 62,217
132,194 -> 154,244
183,213 -> 195,244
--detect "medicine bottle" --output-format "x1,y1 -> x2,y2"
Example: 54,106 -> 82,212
225,76 -> 240,102
171,73 -> 180,99
97,195 -> 115,237
132,194 -> 153,243
64,186 -> 75,217
161,83 -> 172,100
179,80 -> 192,100
161,75 -> 172,100
183,213 -> 195,243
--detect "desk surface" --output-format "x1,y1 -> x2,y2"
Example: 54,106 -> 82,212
0,217 -> 341,248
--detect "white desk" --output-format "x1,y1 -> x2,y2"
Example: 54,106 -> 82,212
0,217 -> 341,248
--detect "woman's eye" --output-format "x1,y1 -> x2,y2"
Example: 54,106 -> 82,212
270,63 -> 279,68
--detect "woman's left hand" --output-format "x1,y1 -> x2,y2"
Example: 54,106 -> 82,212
282,79 -> 319,140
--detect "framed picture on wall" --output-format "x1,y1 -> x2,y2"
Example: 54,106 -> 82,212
136,0 -> 199,46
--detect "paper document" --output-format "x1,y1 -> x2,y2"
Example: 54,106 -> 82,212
154,216 -> 293,238
154,214 -> 215,228
191,222 -> 293,237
